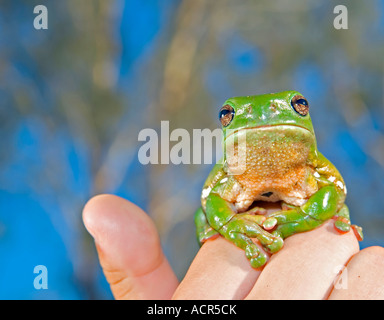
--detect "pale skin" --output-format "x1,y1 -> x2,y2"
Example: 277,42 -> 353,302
83,194 -> 384,300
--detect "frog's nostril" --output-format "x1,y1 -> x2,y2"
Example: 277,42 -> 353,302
262,192 -> 273,197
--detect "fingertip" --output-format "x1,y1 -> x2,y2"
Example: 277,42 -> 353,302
82,194 -> 179,299
82,194 -> 111,239
83,194 -> 162,275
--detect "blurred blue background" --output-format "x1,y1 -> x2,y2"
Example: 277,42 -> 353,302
0,0 -> 383,299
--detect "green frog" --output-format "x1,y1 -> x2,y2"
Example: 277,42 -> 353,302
195,91 -> 363,269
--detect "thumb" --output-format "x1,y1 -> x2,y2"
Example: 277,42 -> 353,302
82,194 -> 178,299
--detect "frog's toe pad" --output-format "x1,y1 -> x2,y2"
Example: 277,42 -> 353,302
250,255 -> 267,269
333,218 -> 351,234
245,244 -> 267,268
263,217 -> 277,230
352,225 -> 364,241
265,236 -> 284,254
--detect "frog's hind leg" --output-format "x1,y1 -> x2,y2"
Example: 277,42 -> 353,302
261,185 -> 339,238
194,207 -> 219,245
262,186 -> 363,241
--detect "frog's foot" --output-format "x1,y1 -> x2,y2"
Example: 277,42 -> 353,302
222,214 -> 284,257
332,204 -> 351,234
331,205 -> 363,241
332,217 -> 363,241
226,231 -> 268,268
245,242 -> 267,269
236,213 -> 283,253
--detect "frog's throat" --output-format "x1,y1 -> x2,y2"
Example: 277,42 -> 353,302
222,124 -> 317,175
223,124 -> 314,142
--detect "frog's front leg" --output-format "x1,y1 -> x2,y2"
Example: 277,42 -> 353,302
205,193 -> 283,268
195,207 -> 219,244
263,185 -> 341,239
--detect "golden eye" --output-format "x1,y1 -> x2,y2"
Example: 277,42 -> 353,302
291,95 -> 309,116
219,104 -> 235,127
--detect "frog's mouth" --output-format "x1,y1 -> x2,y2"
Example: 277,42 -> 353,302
224,124 -> 314,141
248,200 -> 283,214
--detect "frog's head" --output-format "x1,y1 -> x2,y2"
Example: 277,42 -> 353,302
219,91 -> 317,174
219,90 -> 315,136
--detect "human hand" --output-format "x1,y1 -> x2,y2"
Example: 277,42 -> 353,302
82,194 -> 384,299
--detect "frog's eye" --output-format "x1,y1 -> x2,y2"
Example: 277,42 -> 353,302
219,105 -> 235,127
291,95 -> 309,116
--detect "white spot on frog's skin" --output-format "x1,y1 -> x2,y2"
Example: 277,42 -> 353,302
336,181 -> 344,190
202,186 -> 211,199
328,176 -> 336,182
220,177 -> 228,184
236,107 -> 245,115
313,171 -> 320,178
323,191 -> 330,208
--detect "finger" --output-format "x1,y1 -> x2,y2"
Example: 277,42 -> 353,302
172,237 -> 266,300
328,246 -> 384,299
82,194 -> 179,299
245,220 -> 359,300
